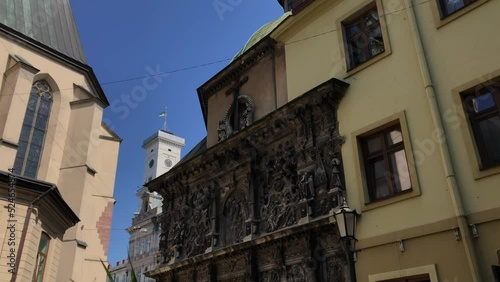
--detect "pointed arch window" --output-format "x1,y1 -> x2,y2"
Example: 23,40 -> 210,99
14,80 -> 53,178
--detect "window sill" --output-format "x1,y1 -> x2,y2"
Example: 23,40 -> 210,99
473,164 -> 500,180
362,188 -> 420,212
432,0 -> 491,29
344,50 -> 391,79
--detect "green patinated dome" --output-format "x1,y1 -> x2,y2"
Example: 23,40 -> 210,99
232,12 -> 291,62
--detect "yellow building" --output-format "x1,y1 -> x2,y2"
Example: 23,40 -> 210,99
0,0 -> 121,281
273,0 -> 500,281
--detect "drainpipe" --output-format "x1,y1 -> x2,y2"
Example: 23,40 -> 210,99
11,184 -> 56,282
403,1 -> 481,281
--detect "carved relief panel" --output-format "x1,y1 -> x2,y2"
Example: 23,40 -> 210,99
222,189 -> 250,245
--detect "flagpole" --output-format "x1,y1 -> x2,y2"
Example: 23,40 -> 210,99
163,106 -> 167,131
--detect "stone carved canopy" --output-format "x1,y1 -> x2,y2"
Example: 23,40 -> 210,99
148,78 -> 350,281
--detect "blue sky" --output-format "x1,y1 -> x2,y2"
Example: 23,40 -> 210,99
70,0 -> 283,265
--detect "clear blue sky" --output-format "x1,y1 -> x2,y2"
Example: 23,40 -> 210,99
70,0 -> 283,265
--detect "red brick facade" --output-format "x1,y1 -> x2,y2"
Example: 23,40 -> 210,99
97,201 -> 114,256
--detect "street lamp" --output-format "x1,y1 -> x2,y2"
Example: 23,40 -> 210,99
334,198 -> 358,282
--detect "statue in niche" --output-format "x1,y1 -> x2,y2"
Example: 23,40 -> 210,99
172,220 -> 185,258
298,172 -> 315,201
298,173 -> 308,201
314,149 -> 327,185
237,95 -> 254,130
217,120 -> 228,142
307,173 -> 315,199
287,265 -> 305,282
225,194 -> 247,244
217,95 -> 254,142
262,271 -> 280,282
330,156 -> 342,190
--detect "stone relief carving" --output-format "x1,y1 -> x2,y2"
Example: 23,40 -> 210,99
261,271 -> 280,282
287,264 -> 305,282
152,79 -> 350,282
224,190 -> 249,245
185,184 -> 212,257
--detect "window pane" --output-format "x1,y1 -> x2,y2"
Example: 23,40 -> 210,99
478,115 -> 500,166
38,99 -> 52,117
364,11 -> 379,27
23,107 -> 35,127
370,159 -> 390,199
346,22 -> 362,37
20,125 -> 32,142
27,92 -> 38,112
24,161 -> 38,178
31,129 -> 45,147
390,149 -> 412,192
13,157 -> 25,174
34,115 -> 49,130
368,26 -> 384,56
442,0 -> 466,15
472,92 -> 495,113
349,36 -> 369,66
35,255 -> 46,282
366,136 -> 382,154
386,128 -> 403,146
39,235 -> 49,254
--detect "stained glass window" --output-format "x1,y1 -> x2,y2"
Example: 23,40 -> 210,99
13,80 -> 52,178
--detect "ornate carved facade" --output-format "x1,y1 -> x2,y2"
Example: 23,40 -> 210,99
148,78 -> 350,281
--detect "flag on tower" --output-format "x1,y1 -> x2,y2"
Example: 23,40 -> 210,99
159,111 -> 166,117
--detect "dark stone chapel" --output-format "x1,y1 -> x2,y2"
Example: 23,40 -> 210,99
147,8 -> 352,282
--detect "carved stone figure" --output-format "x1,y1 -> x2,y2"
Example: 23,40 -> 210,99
238,95 -> 254,130
218,120 -> 229,142
307,173 -> 315,199
225,192 -> 248,244
262,271 -> 280,282
330,157 -> 342,190
288,265 -> 305,282
298,173 -> 308,201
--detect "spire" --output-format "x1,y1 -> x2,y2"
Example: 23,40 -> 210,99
0,0 -> 87,63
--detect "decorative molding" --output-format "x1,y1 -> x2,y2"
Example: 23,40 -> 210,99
0,138 -> 19,149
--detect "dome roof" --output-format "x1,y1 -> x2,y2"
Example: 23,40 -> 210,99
232,12 -> 291,62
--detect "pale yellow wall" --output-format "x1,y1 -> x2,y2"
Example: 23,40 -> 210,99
413,0 -> 500,215
357,231 -> 473,282
275,0 -> 500,280
275,0 -> 456,240
0,30 -> 120,282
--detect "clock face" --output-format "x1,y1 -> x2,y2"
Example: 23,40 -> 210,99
149,159 -> 154,168
164,159 -> 173,167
